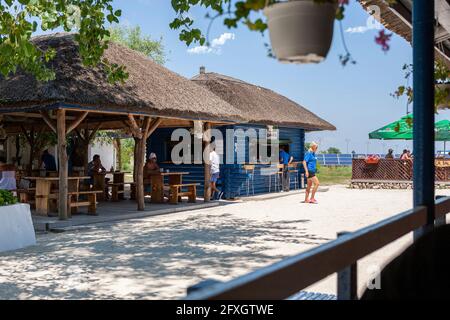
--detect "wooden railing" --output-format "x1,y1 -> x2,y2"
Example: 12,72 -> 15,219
185,197 -> 450,300
352,159 -> 450,181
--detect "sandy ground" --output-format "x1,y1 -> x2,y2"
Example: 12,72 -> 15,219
1,185 -> 448,300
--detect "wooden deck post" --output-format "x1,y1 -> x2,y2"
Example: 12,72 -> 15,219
135,135 -> 146,211
127,115 -> 158,211
204,122 -> 212,202
57,109 -> 68,220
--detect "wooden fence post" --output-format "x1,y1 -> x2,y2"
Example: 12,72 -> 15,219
337,231 -> 357,300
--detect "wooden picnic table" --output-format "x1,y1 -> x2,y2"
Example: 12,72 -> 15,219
150,172 -> 190,203
24,176 -> 90,216
93,171 -> 131,201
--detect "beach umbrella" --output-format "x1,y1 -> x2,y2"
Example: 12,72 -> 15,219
369,115 -> 413,140
435,120 -> 450,141
369,117 -> 450,152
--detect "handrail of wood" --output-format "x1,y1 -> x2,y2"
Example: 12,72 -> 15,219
185,197 -> 450,300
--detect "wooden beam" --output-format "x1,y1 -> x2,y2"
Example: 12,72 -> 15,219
66,111 -> 89,135
142,117 -> 152,138
146,117 -> 162,139
88,122 -> 103,142
127,114 -> 143,139
57,109 -> 69,220
40,111 -> 57,133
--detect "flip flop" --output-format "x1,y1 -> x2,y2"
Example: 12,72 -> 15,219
309,199 -> 318,204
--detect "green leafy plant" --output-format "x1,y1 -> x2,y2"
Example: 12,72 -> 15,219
108,25 -> 166,65
392,61 -> 450,112
0,190 -> 18,206
0,0 -> 123,82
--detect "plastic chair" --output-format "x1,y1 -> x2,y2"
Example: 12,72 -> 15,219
288,162 -> 300,190
243,164 -> 255,196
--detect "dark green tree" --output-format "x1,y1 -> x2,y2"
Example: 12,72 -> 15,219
108,25 -> 166,64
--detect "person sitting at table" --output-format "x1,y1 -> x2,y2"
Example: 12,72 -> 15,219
39,150 -> 57,172
144,153 -> 160,176
88,154 -> 110,198
400,149 -> 411,161
385,149 -> 394,159
0,157 -> 17,191
144,153 -> 160,193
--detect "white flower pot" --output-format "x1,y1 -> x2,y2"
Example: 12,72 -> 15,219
0,203 -> 36,253
436,83 -> 450,109
264,0 -> 337,64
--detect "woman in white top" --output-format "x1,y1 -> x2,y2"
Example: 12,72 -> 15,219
0,158 -> 17,191
209,145 -> 223,200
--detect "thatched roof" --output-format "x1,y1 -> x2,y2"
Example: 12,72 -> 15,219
192,71 -> 336,131
0,33 -> 244,123
358,0 -> 450,69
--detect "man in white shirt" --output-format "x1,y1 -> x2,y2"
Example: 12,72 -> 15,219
209,145 -> 223,200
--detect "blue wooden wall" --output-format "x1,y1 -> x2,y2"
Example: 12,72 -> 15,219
146,125 -> 305,198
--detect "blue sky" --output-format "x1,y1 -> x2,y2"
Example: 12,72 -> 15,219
41,0 -> 450,154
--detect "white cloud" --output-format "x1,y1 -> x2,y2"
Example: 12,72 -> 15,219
211,32 -> 235,46
187,32 -> 235,55
345,26 -> 370,34
187,46 -> 214,54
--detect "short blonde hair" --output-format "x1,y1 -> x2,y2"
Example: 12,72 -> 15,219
309,142 -> 318,152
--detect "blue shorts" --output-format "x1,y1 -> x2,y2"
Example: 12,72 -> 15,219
211,172 -> 220,183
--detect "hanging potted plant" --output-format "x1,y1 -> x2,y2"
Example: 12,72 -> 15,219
264,0 -> 338,64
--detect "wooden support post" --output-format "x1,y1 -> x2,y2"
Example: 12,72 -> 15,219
57,109 -> 68,220
127,115 -> 153,211
135,136 -> 146,211
204,122 -> 212,202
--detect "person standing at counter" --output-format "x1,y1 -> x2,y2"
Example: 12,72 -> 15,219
279,146 -> 293,192
303,142 -> 320,204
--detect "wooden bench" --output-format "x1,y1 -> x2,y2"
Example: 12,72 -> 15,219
16,188 -> 36,209
67,190 -> 103,215
169,183 -> 199,204
129,182 -> 152,200
108,182 -> 131,202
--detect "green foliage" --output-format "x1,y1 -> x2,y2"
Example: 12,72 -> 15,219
0,190 -> 18,206
0,0 -> 124,82
318,147 -> 341,154
392,61 -> 450,111
108,25 -> 166,64
315,166 -> 352,186
327,147 -> 341,154
121,138 -> 134,172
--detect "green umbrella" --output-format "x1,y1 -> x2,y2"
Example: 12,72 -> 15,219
369,114 -> 414,140
369,116 -> 450,142
435,120 -> 450,141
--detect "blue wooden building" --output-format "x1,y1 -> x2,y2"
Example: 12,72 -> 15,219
147,69 -> 335,199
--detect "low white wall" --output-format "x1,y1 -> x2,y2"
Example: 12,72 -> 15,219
0,204 -> 36,253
